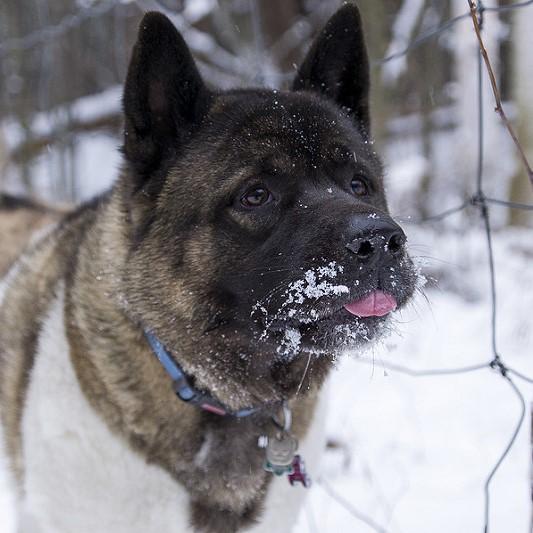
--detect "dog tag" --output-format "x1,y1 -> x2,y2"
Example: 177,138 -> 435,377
264,432 -> 298,475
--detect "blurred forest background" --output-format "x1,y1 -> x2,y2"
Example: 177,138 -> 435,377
0,0 -> 532,227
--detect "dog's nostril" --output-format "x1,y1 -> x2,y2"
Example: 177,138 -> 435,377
355,239 -> 374,258
346,238 -> 376,259
387,232 -> 405,255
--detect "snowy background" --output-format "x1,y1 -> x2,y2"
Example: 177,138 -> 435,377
1,0 -> 533,532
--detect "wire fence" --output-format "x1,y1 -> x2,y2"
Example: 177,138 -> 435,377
322,2 -> 533,532
377,0 -> 533,65
0,1 -> 532,532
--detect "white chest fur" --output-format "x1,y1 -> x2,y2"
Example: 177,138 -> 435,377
17,287 -> 328,533
20,288 -> 192,533
0,266 -> 21,532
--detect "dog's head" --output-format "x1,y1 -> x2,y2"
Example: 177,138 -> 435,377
118,6 -> 417,407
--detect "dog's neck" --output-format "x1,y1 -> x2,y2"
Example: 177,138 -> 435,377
144,329 -> 276,418
63,193 -> 326,526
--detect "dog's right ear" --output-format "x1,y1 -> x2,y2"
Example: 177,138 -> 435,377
292,4 -> 370,136
123,12 -> 210,180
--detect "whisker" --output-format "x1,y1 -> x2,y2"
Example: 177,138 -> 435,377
416,286 -> 433,309
254,280 -> 290,308
295,352 -> 312,397
411,254 -> 460,267
246,265 -> 293,275
407,243 -> 433,252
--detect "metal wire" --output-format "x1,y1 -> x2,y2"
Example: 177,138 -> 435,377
376,0 -> 533,65
402,194 -> 533,225
376,12 -> 472,65
345,2 -> 533,532
507,367 -> 533,385
408,4 -> 533,531
483,374 -> 526,533
358,358 -> 490,377
318,478 -> 391,533
484,196 -> 533,210
417,199 -> 470,223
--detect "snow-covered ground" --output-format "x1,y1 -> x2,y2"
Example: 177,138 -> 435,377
1,224 -> 531,532
292,225 -> 533,533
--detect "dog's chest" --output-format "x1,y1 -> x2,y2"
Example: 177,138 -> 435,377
20,289 -> 192,532
19,288 -> 328,533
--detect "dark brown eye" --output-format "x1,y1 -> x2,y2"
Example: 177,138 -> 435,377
351,177 -> 369,196
240,187 -> 272,208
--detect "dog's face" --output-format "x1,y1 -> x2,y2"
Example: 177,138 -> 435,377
119,7 -> 417,405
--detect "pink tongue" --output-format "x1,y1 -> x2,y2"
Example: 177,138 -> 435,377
343,291 -> 397,317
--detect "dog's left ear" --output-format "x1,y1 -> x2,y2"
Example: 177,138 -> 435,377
123,12 -> 210,179
292,3 -> 370,136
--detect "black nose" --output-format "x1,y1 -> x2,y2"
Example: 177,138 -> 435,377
345,215 -> 406,260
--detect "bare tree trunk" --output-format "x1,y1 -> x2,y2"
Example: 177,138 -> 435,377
509,5 -> 533,226
359,0 -> 401,148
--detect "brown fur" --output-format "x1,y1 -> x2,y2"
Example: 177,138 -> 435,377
0,202 -> 63,277
0,199 -> 98,480
64,188 -> 322,526
0,6 -> 416,532
0,189 -> 322,530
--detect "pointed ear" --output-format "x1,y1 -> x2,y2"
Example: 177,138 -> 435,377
123,12 -> 210,178
292,4 -> 370,136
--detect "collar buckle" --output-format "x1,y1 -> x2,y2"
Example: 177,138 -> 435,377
173,376 -> 196,402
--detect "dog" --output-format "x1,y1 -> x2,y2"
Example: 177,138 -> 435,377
0,195 -> 64,278
0,4 -> 417,532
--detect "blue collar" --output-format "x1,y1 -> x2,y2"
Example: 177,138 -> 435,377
144,330 -> 260,418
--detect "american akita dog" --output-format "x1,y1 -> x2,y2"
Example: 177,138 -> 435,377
0,4 -> 417,532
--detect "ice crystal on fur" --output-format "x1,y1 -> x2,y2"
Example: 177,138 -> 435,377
277,327 -> 302,359
252,261 -> 347,321
284,262 -> 348,306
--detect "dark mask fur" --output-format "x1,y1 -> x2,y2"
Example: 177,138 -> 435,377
115,7 -> 416,409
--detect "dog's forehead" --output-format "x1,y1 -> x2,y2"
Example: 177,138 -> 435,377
208,90 -> 371,166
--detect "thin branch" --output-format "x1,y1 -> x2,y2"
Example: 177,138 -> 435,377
0,0 -> 117,57
467,0 -> 533,188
